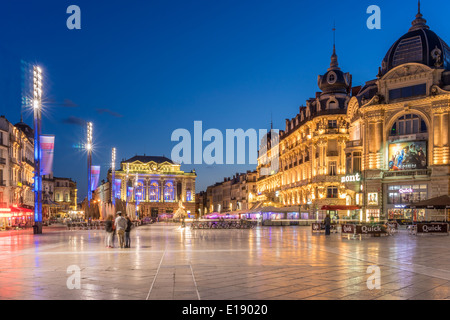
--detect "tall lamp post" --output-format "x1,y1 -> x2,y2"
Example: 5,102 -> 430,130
33,66 -> 43,234
87,122 -> 93,210
111,147 -> 116,206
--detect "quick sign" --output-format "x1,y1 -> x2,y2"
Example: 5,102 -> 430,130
417,223 -> 448,234
341,224 -> 355,234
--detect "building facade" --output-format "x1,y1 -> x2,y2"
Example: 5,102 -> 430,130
256,5 -> 450,223
257,43 -> 357,221
203,171 -> 258,214
110,155 -> 196,218
345,8 -> 450,222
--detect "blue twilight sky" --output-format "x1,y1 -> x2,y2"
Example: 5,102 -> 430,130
0,0 -> 449,199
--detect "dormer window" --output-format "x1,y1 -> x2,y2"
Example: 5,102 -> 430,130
327,72 -> 337,84
389,83 -> 426,101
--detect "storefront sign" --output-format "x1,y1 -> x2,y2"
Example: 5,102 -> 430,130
356,225 -> 387,235
341,173 -> 361,183
417,223 -> 448,234
341,224 -> 355,234
399,188 -> 413,194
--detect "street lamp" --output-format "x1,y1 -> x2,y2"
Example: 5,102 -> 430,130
87,122 -> 93,208
33,65 -> 43,234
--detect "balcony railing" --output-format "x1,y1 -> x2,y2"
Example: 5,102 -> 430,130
383,169 -> 431,178
346,140 -> 362,148
327,151 -> 339,157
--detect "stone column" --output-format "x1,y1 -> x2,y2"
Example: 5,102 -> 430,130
160,179 -> 164,203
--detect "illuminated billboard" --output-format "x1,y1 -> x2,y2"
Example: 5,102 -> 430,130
388,141 -> 427,171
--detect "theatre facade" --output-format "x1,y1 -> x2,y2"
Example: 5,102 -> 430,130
111,155 -> 196,217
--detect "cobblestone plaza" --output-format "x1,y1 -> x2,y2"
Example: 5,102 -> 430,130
1,223 -> 450,300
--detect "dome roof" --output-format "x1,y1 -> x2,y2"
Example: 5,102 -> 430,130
380,3 -> 450,76
318,45 -> 352,94
15,117 -> 34,140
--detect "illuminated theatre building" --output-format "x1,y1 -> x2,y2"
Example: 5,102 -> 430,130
257,6 -> 450,223
112,155 -> 196,217
345,8 -> 450,223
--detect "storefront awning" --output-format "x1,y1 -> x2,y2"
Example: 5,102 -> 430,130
405,195 -> 450,209
321,205 -> 361,211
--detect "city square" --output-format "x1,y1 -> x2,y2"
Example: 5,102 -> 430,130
1,0 -> 450,307
1,223 -> 450,301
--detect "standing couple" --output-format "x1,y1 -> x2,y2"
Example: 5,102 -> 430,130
105,212 -> 133,248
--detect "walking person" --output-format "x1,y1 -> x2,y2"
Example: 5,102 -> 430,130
125,215 -> 133,248
324,214 -> 331,236
114,211 -> 127,248
105,215 -> 114,248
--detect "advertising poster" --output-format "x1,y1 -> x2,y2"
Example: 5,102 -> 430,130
368,193 -> 378,206
40,135 -> 55,175
90,165 -> 100,192
114,179 -> 122,199
388,141 -> 427,171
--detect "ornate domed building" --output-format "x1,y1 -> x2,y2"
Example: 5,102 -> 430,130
380,4 -> 450,77
345,3 -> 450,223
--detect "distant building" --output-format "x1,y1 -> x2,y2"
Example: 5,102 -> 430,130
202,171 -> 257,214
0,115 -> 77,227
106,155 -> 197,218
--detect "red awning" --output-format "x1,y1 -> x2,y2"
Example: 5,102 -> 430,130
321,205 -> 361,211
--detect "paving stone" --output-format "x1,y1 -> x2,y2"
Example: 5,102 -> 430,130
1,224 -> 450,300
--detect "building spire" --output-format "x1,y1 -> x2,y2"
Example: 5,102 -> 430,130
328,22 -> 340,71
270,112 -> 273,130
409,0 -> 429,31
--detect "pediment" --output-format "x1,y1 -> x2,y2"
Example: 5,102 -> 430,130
382,63 -> 432,81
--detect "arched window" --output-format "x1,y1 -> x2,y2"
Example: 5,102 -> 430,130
390,114 -> 427,136
135,180 -> 144,202
149,181 -> 159,202
186,189 -> 192,202
164,181 -> 175,201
